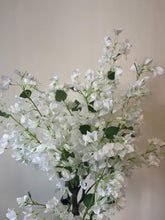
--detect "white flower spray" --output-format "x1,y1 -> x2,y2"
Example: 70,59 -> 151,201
0,29 -> 164,220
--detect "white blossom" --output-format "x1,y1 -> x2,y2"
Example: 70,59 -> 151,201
15,69 -> 34,80
153,66 -> 164,78
103,35 -> 112,52
0,75 -> 12,90
148,154 -> 160,166
148,137 -> 165,146
145,58 -> 153,66
85,69 -> 96,82
120,39 -> 131,56
71,69 -> 80,82
94,143 -> 115,161
49,76 -> 58,89
23,213 -> 34,220
82,131 -> 98,146
114,28 -> 123,36
6,209 -> 17,220
45,196 -> 59,213
17,195 -> 28,207
61,168 -> 74,180
115,66 -> 123,75
0,29 -> 164,220
0,134 -> 9,154
130,64 -> 136,72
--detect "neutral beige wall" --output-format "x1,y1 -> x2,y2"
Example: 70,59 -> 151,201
0,0 -> 165,219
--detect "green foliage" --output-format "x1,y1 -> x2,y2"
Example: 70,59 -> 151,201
28,191 -> 32,200
121,125 -> 133,130
104,126 -> 120,140
57,171 -> 62,178
72,100 -> 82,111
79,124 -> 91,135
55,90 -> 67,102
88,105 -> 96,113
0,110 -> 10,118
110,166 -> 115,174
107,197 -> 116,205
83,161 -> 89,167
83,193 -> 95,208
107,70 -> 115,80
20,89 -> 32,98
61,193 -> 70,205
89,101 -> 94,106
61,148 -> 75,162
69,86 -> 75,91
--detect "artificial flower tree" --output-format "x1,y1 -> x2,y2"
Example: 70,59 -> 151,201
0,29 -> 164,220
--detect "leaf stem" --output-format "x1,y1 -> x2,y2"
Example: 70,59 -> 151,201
27,201 -> 46,208
14,82 -> 43,117
10,115 -> 41,144
65,102 -> 73,116
82,168 -> 106,219
77,89 -> 89,106
28,97 -> 43,117
82,207 -> 89,220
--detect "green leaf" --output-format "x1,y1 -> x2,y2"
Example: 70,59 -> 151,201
61,148 -> 75,162
61,193 -> 70,205
58,171 -> 62,178
89,101 -> 94,106
121,133 -> 127,137
55,90 -> 67,102
110,166 -> 115,174
70,86 -> 75,91
121,125 -> 133,130
88,105 -> 96,113
28,191 -> 32,200
0,110 -> 10,118
79,124 -> 91,135
69,175 -> 79,188
20,89 -> 32,98
127,126 -> 133,130
107,70 -> 115,80
72,100 -> 82,111
83,161 -> 89,167
107,197 -> 116,205
83,193 -> 95,208
131,133 -> 136,138
104,126 -> 119,140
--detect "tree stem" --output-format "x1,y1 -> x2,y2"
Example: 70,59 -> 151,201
72,190 -> 79,216
67,182 -> 80,216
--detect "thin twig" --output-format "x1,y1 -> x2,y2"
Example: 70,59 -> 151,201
28,97 -> 43,117
10,115 -> 41,144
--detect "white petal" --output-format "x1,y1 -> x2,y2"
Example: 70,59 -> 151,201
156,66 -> 164,75
114,28 -> 123,35
130,64 -> 136,72
115,67 -> 123,75
145,58 -> 152,65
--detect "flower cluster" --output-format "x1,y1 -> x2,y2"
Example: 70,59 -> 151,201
1,29 -> 165,220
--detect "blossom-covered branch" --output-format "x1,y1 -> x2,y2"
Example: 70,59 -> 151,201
0,28 -> 164,220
